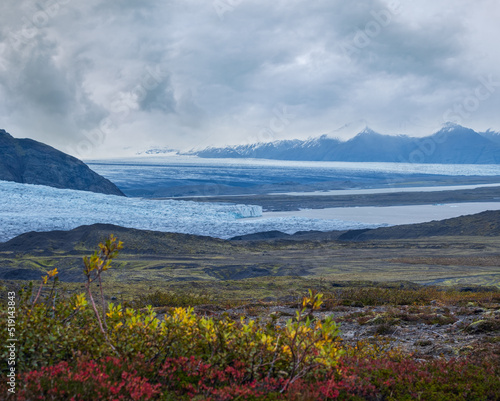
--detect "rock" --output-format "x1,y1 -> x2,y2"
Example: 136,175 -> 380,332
432,345 -> 454,356
460,345 -> 474,353
0,129 -> 124,196
464,319 -> 500,333
448,320 -> 466,332
414,339 -> 433,347
365,315 -> 386,325
372,324 -> 394,335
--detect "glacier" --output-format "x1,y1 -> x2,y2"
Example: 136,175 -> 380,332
86,156 -> 500,198
0,181 -> 382,242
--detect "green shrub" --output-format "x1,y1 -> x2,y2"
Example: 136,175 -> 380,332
134,289 -> 213,307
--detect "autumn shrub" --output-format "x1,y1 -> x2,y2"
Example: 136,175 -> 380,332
0,282 -> 109,373
1,290 -> 344,385
156,356 -> 284,400
336,355 -> 500,401
15,356 -> 160,401
10,352 -> 498,400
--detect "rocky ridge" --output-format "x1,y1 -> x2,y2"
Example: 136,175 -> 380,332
0,129 -> 124,196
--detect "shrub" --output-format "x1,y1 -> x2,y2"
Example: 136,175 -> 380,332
336,355 -> 500,401
135,289 -> 213,308
15,356 -> 160,401
0,284 -> 108,373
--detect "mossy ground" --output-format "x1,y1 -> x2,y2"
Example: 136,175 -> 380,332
2,235 -> 499,288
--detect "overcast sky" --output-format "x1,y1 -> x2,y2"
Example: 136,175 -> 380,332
1,0 -> 499,157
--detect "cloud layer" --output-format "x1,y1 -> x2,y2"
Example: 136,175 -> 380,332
0,0 -> 499,157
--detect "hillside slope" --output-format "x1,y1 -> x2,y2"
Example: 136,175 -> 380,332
0,129 -> 124,195
231,210 -> 500,241
338,209 -> 500,241
0,223 -> 239,255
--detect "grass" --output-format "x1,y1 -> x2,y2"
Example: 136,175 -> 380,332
4,276 -> 498,313
2,235 -> 500,291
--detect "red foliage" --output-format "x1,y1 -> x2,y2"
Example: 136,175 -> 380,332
7,353 -> 498,400
157,356 -> 285,400
16,357 -> 160,401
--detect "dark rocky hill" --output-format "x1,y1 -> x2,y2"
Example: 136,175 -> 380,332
0,129 -> 124,195
337,209 -> 500,241
0,223 -> 237,255
231,210 -> 500,241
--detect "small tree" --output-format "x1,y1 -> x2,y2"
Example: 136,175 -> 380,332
83,234 -> 123,354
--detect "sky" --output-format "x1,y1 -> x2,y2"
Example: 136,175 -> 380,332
0,0 -> 499,158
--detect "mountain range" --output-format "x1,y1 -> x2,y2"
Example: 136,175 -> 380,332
0,129 -> 124,196
185,124 -> 500,164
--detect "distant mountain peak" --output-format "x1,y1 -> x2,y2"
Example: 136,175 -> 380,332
442,121 -> 462,129
136,147 -> 179,156
357,127 -> 380,136
434,124 -> 483,141
439,122 -> 475,133
484,128 -> 500,134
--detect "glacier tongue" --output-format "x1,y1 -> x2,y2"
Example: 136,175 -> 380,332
0,180 -> 379,242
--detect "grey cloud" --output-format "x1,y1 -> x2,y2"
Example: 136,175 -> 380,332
138,75 -> 176,113
0,29 -> 107,143
0,0 -> 499,155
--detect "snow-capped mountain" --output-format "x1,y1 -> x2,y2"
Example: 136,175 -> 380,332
136,147 -> 180,156
188,125 -> 500,164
